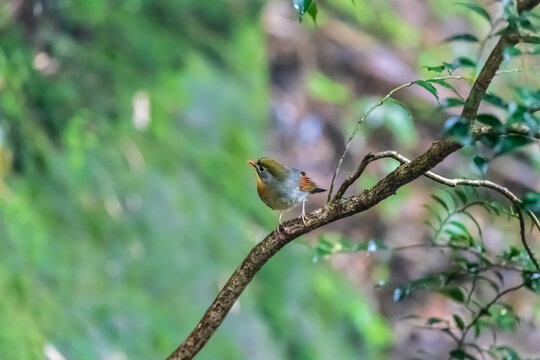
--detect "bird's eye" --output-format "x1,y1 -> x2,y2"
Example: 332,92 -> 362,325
259,166 -> 264,172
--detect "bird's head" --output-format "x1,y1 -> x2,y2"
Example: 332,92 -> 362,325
247,157 -> 288,184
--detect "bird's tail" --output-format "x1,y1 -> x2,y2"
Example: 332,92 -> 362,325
310,187 -> 327,194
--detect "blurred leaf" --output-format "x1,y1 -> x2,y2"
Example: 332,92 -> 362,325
307,72 -> 349,103
495,135 -> 533,156
455,188 -> 468,204
455,2 -> 491,22
444,116 -> 473,146
477,275 -> 500,293
423,65 -> 445,73
428,78 -> 464,99
473,155 -> 488,175
443,33 -> 479,42
441,97 -> 465,108
307,1 -> 318,24
484,93 -> 508,108
504,46 -> 522,61
453,314 -> 465,330
427,317 -> 444,325
522,271 -> 540,293
383,99 -> 419,147
439,286 -> 466,303
313,233 -> 356,262
489,346 -> 522,360
449,349 -> 477,359
293,0 -> 313,21
522,191 -> 540,214
515,87 -> 540,108
432,194 -> 450,213
414,80 -> 439,101
476,114 -> 503,130
454,56 -> 477,69
490,304 -> 520,331
448,221 -> 470,237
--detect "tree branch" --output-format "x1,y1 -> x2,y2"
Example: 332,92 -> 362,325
352,150 -> 540,272
166,2 -> 539,359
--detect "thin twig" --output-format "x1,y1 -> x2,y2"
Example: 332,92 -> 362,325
457,282 -> 526,347
327,82 -> 415,201
349,150 -> 540,272
327,64 -> 540,201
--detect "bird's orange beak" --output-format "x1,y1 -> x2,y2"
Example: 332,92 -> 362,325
247,160 -> 257,169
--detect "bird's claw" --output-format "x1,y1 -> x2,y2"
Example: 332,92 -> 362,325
301,213 -> 308,227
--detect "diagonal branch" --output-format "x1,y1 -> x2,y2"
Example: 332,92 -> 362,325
166,2 -> 539,359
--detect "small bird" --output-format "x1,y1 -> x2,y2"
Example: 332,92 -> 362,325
248,157 -> 326,229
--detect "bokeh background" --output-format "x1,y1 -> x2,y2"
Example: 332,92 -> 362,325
0,0 -> 539,359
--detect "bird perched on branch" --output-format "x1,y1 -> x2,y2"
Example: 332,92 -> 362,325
248,157 -> 326,229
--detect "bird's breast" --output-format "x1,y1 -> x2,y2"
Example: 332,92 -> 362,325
256,178 -> 307,210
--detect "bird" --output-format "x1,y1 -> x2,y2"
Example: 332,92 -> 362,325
247,157 -> 326,230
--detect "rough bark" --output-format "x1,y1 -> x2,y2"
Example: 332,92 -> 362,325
166,2 -> 539,359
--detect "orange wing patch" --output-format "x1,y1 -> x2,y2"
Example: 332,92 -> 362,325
298,171 -> 318,193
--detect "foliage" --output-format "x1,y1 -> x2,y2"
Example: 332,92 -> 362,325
0,1 -> 394,360
309,0 -> 540,359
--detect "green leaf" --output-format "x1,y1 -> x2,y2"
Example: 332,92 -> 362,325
504,46 -> 522,61
423,219 -> 438,232
491,346 -> 522,360
307,72 -> 349,103
455,188 -> 468,204
428,79 -> 464,99
453,314 -> 465,330
515,87 -> 540,108
477,275 -> 500,293
441,97 -> 465,108
428,78 -> 452,88
522,271 -> 540,293
307,1 -> 318,24
449,349 -> 476,360
454,56 -> 477,69
424,204 -> 443,225
476,114 -> 503,130
455,2 -> 491,22
414,80 -> 439,101
439,286 -> 466,303
448,221 -> 470,236
473,155 -> 488,175
427,317 -> 444,325
491,304 -> 520,331
522,191 -> 540,214
443,33 -> 479,42
474,321 -> 481,338
432,195 -> 450,213
383,99 -> 418,147
293,0 -> 313,21
444,116 -> 473,146
484,93 -> 508,108
495,134 -> 534,156
423,65 -> 445,73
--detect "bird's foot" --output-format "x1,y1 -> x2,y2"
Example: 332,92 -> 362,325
301,213 -> 308,227
276,224 -> 284,236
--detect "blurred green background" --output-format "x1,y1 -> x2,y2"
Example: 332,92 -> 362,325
0,0 -> 538,359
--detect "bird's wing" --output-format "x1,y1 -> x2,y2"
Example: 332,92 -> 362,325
298,171 -> 319,193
